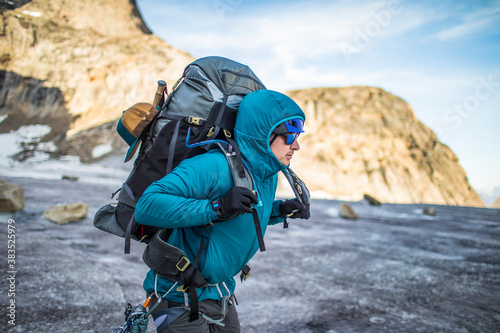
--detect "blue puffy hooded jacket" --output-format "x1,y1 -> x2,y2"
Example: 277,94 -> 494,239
135,90 -> 306,303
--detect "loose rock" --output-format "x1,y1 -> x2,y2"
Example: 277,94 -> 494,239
423,207 -> 437,216
62,175 -> 79,181
339,203 -> 358,220
0,178 -> 25,212
364,193 -> 382,206
43,201 -> 89,224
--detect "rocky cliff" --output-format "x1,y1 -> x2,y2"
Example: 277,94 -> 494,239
0,1 -> 484,207
285,87 -> 484,207
492,196 -> 500,209
0,0 -> 194,140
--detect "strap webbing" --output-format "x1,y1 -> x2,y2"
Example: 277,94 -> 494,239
124,214 -> 134,254
122,183 -> 138,254
214,95 -> 228,127
166,120 -> 181,174
122,183 -> 135,202
186,227 -> 205,322
252,209 -> 265,252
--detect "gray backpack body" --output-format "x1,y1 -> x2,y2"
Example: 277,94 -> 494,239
93,56 -> 266,253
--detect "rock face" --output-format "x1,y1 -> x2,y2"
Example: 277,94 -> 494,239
492,197 -> 500,209
0,178 -> 25,211
0,0 -> 194,142
286,87 -> 484,207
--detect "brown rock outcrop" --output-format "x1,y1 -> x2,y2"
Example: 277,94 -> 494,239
491,197 -> 500,209
286,87 -> 484,207
0,0 -> 194,140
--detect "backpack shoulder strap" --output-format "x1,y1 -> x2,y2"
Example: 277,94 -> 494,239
215,142 -> 265,252
215,142 -> 253,190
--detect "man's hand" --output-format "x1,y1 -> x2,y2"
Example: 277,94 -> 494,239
213,186 -> 258,218
279,199 -> 310,219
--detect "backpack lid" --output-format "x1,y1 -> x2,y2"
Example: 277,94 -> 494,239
189,56 -> 266,95
117,102 -> 158,162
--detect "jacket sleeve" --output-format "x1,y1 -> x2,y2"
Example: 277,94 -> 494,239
135,152 -> 232,228
268,199 -> 285,225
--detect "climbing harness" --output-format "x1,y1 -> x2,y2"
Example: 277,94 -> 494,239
199,282 -> 233,327
112,301 -> 149,333
112,279 -> 179,333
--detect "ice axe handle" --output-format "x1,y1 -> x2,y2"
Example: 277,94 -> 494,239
153,80 -> 167,108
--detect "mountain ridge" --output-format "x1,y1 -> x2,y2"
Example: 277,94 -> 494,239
285,87 -> 484,207
0,0 -> 485,207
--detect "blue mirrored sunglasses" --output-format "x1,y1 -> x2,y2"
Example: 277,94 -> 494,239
280,132 -> 300,145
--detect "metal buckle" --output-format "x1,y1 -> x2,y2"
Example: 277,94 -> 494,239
240,271 -> 251,282
240,266 -> 251,282
207,127 -> 215,137
188,116 -> 202,125
176,285 -> 188,292
176,256 -> 190,272
223,129 -> 232,138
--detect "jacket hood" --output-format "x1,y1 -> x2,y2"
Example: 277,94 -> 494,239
234,90 -> 306,181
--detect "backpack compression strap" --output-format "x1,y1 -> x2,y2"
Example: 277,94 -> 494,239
252,209 -> 266,252
178,227 -> 208,322
122,183 -> 138,254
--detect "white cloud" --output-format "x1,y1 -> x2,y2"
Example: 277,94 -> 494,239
143,0 -> 429,82
434,5 -> 500,40
137,0 -> 500,190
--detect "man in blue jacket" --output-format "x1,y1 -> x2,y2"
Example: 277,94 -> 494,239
135,89 -> 310,332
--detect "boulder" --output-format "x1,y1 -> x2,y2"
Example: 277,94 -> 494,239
62,175 -> 79,181
423,207 -> 437,216
364,193 -> 382,206
339,203 -> 358,220
43,202 -> 89,224
0,179 -> 25,212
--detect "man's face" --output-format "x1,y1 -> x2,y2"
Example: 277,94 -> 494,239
270,134 -> 301,166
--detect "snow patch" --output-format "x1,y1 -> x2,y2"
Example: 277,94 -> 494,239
310,190 -> 338,200
0,154 -> 129,187
22,10 -> 42,17
326,207 -> 339,217
0,124 -> 53,165
92,142 -> 114,159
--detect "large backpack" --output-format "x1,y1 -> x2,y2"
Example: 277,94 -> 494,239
93,56 -> 266,254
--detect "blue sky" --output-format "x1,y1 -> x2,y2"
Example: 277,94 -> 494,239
136,0 -> 500,192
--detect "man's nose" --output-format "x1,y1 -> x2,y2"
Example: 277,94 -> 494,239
291,139 -> 300,150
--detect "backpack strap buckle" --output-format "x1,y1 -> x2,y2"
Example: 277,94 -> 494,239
187,116 -> 203,126
176,256 -> 190,272
176,285 -> 188,293
240,265 -> 251,282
